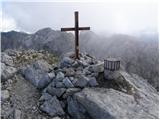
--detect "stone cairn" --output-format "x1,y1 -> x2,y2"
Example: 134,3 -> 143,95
20,52 -> 104,118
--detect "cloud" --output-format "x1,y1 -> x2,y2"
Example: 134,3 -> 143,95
1,1 -> 158,34
1,13 -> 18,32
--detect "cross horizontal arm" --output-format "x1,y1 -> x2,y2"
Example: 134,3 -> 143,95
79,27 -> 90,30
61,28 -> 75,31
61,27 -> 90,32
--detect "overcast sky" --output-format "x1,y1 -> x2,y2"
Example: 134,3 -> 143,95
1,0 -> 158,34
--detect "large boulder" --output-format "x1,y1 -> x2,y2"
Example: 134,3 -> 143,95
1,53 -> 14,66
73,72 -> 159,119
21,60 -> 52,89
40,95 -> 65,117
67,96 -> 88,119
1,63 -> 17,81
22,66 -> 51,89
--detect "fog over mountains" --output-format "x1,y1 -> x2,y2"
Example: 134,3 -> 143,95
1,28 -> 159,90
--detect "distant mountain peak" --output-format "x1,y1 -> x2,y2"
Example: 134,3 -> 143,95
35,27 -> 54,35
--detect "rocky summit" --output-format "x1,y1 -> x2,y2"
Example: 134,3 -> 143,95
1,49 -> 159,119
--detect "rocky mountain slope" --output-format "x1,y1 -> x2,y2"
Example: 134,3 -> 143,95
1,49 -> 158,119
1,28 -> 74,55
1,28 -> 159,90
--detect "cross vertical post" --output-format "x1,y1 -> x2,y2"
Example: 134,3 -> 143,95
75,11 -> 79,59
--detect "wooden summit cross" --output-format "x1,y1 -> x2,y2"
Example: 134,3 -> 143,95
61,11 -> 90,59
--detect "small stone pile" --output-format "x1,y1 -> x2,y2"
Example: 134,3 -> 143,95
20,52 -> 104,118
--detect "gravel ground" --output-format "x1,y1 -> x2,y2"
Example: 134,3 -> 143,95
1,74 -> 51,119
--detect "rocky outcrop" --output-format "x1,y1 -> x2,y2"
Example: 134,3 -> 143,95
1,53 -> 17,81
1,50 -> 158,119
73,87 -> 158,119
71,71 -> 159,119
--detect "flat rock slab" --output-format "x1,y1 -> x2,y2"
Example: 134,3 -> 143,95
74,88 -> 158,119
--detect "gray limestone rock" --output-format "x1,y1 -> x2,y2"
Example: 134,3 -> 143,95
21,60 -> 52,89
62,88 -> 81,99
56,72 -> 65,80
64,68 -> 75,77
67,96 -> 87,119
4,49 -> 19,56
55,82 -> 65,88
88,77 -> 99,87
14,109 -> 21,119
1,90 -> 10,101
1,53 -> 14,66
74,73 -> 159,119
104,70 -> 121,80
48,71 -> 56,79
63,77 -> 74,88
1,63 -> 17,81
60,57 -> 74,67
74,75 -> 89,88
40,96 -> 65,117
47,87 -> 66,98
22,66 -> 51,89
39,93 -> 53,102
32,59 -> 51,72
77,60 -> 88,68
88,62 -> 104,73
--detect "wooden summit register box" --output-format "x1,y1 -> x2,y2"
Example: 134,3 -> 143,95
104,58 -> 120,71
104,58 -> 120,80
